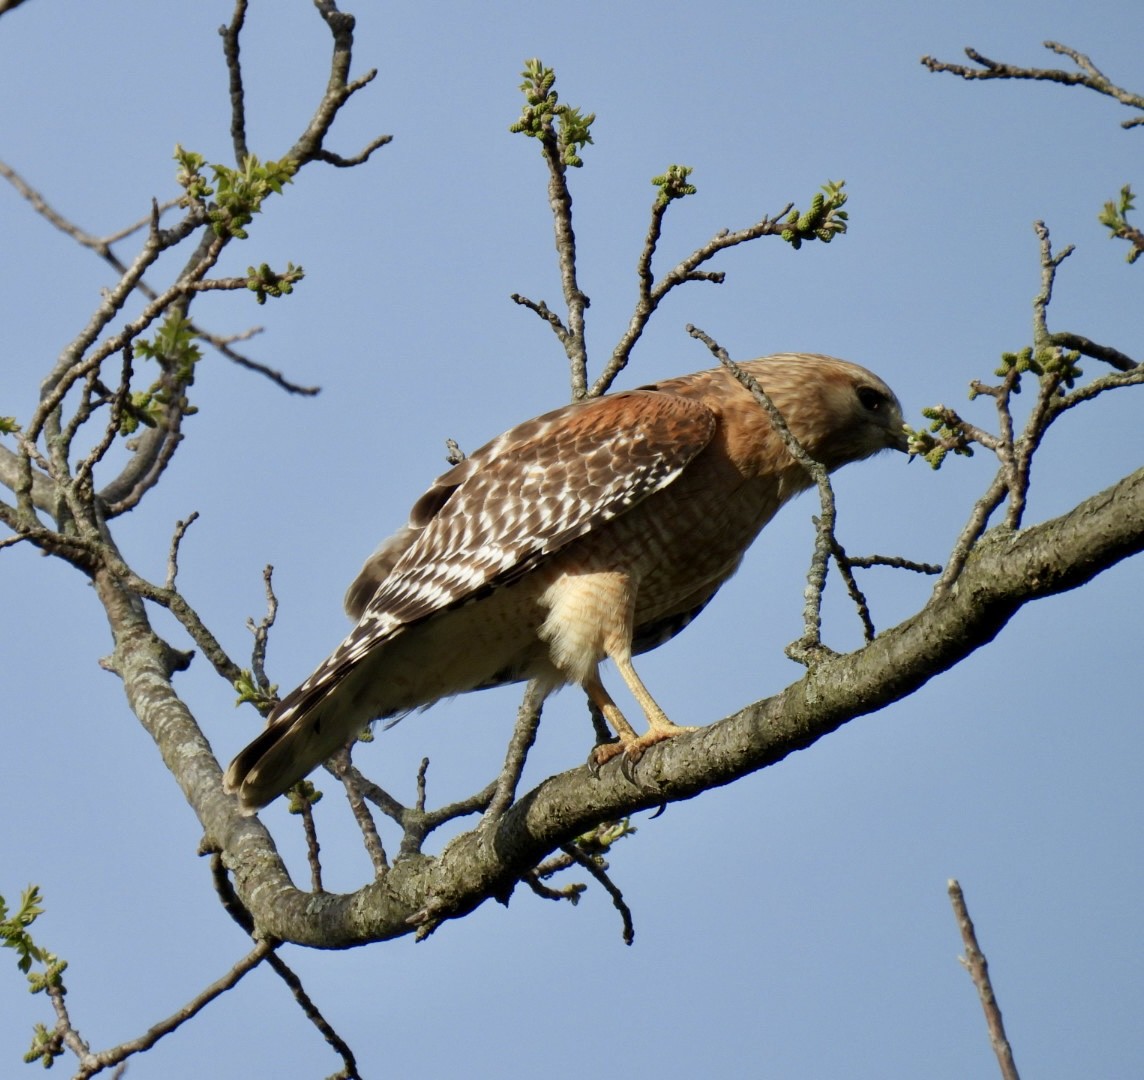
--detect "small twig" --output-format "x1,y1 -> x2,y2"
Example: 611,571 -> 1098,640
846,553 -> 942,575
559,843 -> 635,945
1048,332 -> 1137,373
483,679 -> 547,821
258,947 -> 362,1079
165,511 -> 201,590
948,880 -> 1022,1080
590,204 -> 793,398
100,202 -> 183,247
922,42 -> 1144,128
324,755 -> 507,858
325,757 -> 407,825
415,757 -> 430,812
523,871 -> 587,904
1005,222 -> 1075,529
2,154 -> 315,397
298,799 -> 324,892
1050,364 -> 1144,416
98,549 -> 246,685
531,850 -> 576,878
31,231 -> 223,448
1031,221 -> 1074,351
72,941 -> 274,1078
44,978 -> 92,1067
329,747 -> 388,875
687,325 -> 837,663
538,130 -> 590,399
290,0 -> 387,168
245,564 -> 278,691
208,853 -> 359,1077
510,293 -> 570,342
312,134 -> 394,168
0,159 -> 175,258
219,0 -> 250,163
934,472 -> 1010,593
203,332 -> 320,395
828,531 -> 876,642
70,346 -> 134,491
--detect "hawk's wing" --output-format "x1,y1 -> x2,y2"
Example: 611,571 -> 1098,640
225,387 -> 719,808
345,387 -> 719,657
258,387 -> 718,732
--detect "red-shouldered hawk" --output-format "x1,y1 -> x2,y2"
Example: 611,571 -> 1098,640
225,353 -> 906,811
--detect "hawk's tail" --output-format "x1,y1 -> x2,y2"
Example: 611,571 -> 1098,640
223,671 -> 357,814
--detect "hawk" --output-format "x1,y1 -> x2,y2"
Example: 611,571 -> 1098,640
225,353 -> 906,811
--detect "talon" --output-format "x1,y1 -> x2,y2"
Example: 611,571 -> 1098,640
619,746 -> 643,784
589,740 -> 624,770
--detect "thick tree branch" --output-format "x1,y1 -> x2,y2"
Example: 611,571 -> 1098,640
202,465 -> 1144,947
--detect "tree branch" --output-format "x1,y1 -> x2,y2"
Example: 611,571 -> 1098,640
202,465 -> 1144,948
922,42 -> 1144,128
948,880 -> 1021,1080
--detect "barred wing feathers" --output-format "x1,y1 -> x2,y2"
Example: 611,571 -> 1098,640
224,388 -> 717,807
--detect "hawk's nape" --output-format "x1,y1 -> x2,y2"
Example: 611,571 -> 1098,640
224,353 -> 907,812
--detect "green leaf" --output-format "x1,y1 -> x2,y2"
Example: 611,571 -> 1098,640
650,164 -> 697,207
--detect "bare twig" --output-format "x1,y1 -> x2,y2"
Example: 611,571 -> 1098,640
415,756 -> 430,812
78,942 -> 274,1078
70,346 -> 134,492
327,757 -> 408,825
208,853 -> 360,1078
483,679 -> 547,821
922,41 -> 1144,128
538,134 -> 589,397
523,870 -> 587,904
258,947 -> 362,1079
324,754 -> 498,858
1007,222 -> 1075,529
845,553 -> 942,574
329,747 -> 389,874
219,0 -> 250,163
246,564 -> 279,691
510,293 -> 569,339
948,880 -> 1022,1080
1048,331 -> 1137,373
298,798 -> 324,892
311,134 -> 394,168
827,531 -> 876,642
934,472 -> 1010,593
0,159 -> 179,260
166,512 -> 201,590
2,157 -> 318,396
688,326 -> 837,662
96,547 -> 246,685
559,842 -> 635,945
590,204 -> 795,398
290,1 -> 387,168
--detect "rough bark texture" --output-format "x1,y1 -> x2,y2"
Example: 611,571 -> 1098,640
104,465 -> 1143,948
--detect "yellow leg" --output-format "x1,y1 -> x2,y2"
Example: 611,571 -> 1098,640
583,657 -> 697,768
583,670 -> 640,744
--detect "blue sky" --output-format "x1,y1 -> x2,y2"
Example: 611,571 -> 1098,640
1,2 -> 1141,1077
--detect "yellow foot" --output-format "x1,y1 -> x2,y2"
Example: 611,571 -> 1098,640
589,722 -> 698,773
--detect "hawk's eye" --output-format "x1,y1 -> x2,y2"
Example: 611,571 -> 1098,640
857,386 -> 884,412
